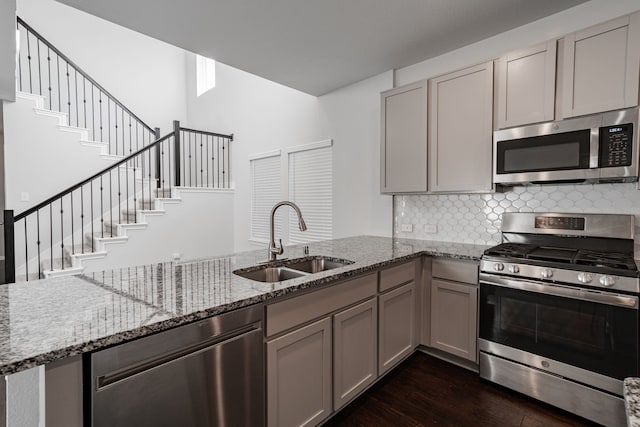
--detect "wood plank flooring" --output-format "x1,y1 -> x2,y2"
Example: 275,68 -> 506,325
324,352 -> 599,427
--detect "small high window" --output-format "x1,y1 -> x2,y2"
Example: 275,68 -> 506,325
196,54 -> 216,96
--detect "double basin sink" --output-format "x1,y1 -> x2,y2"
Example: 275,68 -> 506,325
233,256 -> 354,283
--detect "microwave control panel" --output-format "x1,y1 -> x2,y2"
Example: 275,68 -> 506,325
599,123 -> 633,168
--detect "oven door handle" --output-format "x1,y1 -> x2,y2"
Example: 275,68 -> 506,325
479,273 -> 639,309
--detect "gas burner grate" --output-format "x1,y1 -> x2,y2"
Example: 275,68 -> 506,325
483,243 -> 538,258
574,250 -> 637,270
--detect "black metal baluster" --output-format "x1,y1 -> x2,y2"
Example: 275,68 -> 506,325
60,197 -> 64,270
154,128 -> 161,191
110,171 -> 114,237
168,136 -> 172,193
200,133 -> 203,187
66,62 -> 71,118
99,91 -> 103,143
71,191 -> 74,254
129,116 -> 132,156
217,136 -> 220,187
49,204 -> 53,271
118,168 -> 121,224
126,157 -> 130,224
189,132 -> 193,186
74,70 -> 79,127
56,56 -> 60,111
222,139 -> 226,188
173,121 -> 181,186
47,47 -> 51,109
91,84 -> 95,141
17,23 -> 23,91
24,220 -> 28,280
83,76 -> 87,128
26,29 -> 32,93
80,187 -> 84,253
36,39 -> 42,96
122,109 -> 125,155
148,146 -> 152,210
100,177 -> 104,238
136,122 -> 139,153
90,181 -> 94,251
36,210 -> 41,279
110,100 -> 114,154
206,135 -> 210,187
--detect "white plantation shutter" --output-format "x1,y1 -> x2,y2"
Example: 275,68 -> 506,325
250,153 -> 282,242
288,142 -> 332,244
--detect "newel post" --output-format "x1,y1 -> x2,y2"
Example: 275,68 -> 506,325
173,120 -> 181,186
4,210 -> 15,284
154,127 -> 161,189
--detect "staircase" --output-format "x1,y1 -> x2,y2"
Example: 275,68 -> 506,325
5,18 -> 234,283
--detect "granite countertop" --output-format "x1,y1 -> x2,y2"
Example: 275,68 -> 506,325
0,235 -> 488,376
625,378 -> 640,427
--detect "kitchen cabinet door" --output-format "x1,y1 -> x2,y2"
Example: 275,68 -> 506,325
561,12 -> 640,118
266,317 -> 332,427
380,81 -> 428,193
333,298 -> 377,410
497,41 -> 557,128
430,278 -> 478,362
378,282 -> 415,375
429,62 -> 493,193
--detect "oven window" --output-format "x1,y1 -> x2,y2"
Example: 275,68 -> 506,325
496,129 -> 591,174
479,283 -> 638,380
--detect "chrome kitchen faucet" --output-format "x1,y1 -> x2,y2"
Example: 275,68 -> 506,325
268,201 -> 307,261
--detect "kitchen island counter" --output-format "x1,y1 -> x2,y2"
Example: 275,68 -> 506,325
0,235 -> 487,376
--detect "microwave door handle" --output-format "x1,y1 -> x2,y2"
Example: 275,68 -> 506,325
480,275 -> 638,309
589,126 -> 599,168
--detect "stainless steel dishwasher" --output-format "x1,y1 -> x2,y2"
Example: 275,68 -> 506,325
87,304 -> 264,427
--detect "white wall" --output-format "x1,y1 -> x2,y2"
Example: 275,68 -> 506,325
17,0 -> 188,134
318,72 -> 394,238
0,0 -> 16,102
81,189 -> 235,272
3,94 -> 119,211
185,58 -> 328,252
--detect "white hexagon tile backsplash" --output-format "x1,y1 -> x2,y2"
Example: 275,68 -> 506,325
393,183 -> 640,248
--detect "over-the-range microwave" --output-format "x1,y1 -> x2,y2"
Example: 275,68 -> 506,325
493,107 -> 639,186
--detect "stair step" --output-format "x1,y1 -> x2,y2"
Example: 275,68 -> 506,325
17,92 -> 45,108
33,108 -> 68,125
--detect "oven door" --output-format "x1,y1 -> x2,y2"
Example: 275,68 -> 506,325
479,274 -> 639,385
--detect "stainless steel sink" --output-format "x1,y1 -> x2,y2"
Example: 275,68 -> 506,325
234,266 -> 306,282
285,257 -> 352,273
233,256 -> 354,283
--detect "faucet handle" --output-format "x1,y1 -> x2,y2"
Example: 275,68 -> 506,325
272,239 -> 284,256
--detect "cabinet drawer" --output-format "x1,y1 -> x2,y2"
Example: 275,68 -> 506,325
379,260 -> 415,292
266,273 -> 377,337
432,258 -> 478,284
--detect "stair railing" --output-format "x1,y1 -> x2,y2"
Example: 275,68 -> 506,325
16,17 -> 157,156
3,122 -> 233,283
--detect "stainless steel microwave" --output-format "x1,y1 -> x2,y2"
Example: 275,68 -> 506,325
493,108 -> 639,185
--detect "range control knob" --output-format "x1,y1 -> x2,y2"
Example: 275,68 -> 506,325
541,269 -> 553,279
508,265 -> 520,274
599,275 -> 616,288
577,272 -> 593,284
493,263 -> 504,272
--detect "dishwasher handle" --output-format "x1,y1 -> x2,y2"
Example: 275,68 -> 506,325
96,322 -> 261,390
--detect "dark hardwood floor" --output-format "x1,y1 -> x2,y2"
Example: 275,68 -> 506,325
324,352 -> 599,427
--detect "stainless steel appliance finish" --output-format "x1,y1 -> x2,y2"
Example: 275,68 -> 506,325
89,305 -> 264,427
479,352 -> 626,427
268,201 -> 307,261
479,212 -> 639,426
493,107 -> 639,185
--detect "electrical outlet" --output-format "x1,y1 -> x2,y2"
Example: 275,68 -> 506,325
20,192 -> 29,202
401,224 -> 413,232
425,224 -> 437,233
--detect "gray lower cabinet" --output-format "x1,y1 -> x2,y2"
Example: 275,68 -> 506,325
266,317 -> 333,427
333,298 -> 377,410
378,282 -> 416,375
429,258 -> 479,363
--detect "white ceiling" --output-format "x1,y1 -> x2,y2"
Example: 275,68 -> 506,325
55,0 -> 587,96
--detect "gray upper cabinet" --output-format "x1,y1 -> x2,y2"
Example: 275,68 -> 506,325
380,81 -> 428,193
497,41 -> 557,128
428,62 -> 494,193
561,12 -> 640,118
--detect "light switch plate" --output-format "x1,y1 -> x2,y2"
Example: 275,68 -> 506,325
425,224 -> 437,233
401,224 -> 413,232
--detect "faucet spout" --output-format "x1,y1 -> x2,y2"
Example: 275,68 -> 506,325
269,201 -> 307,261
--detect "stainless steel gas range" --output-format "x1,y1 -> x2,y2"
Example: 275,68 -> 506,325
479,212 -> 639,427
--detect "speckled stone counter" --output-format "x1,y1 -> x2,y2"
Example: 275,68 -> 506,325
625,378 -> 640,426
0,235 -> 487,376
